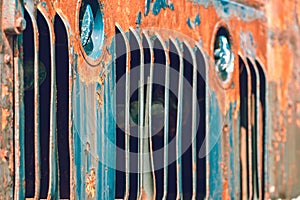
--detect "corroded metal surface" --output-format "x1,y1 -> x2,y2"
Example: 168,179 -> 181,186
1,0 -> 300,199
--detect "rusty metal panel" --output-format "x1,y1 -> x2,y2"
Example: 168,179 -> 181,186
1,0 -> 300,199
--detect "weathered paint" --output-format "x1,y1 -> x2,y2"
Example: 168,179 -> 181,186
194,14 -> 201,27
187,17 -> 193,29
208,92 -> 223,199
1,0 -> 25,199
144,0 -> 151,16
136,11 -> 142,28
189,0 -> 264,21
1,0 -> 300,199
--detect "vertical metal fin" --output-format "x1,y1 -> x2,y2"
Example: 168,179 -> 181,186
115,24 -> 131,200
255,60 -> 266,200
129,27 -> 144,199
37,4 -> 59,199
142,31 -> 156,200
54,11 -> 75,199
183,42 -> 198,200
24,4 -> 41,199
195,45 -> 207,199
239,55 -> 250,200
170,38 -> 183,200
240,55 -> 253,199
247,58 -> 261,199
153,34 -> 170,200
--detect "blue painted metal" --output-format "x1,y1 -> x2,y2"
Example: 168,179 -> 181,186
150,0 -> 174,15
187,17 -> 193,29
168,1 -> 175,11
194,14 -> 201,27
144,0 -> 151,16
135,12 -> 142,26
187,14 -> 200,29
104,37 -> 116,200
208,92 -> 223,199
152,0 -> 167,15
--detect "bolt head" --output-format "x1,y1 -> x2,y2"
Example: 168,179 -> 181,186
15,17 -> 26,32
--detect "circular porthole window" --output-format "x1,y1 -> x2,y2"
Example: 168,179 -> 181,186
79,0 -> 104,60
213,27 -> 234,82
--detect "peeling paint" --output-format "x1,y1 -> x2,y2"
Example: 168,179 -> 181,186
186,14 -> 201,29
144,0 -> 151,16
187,17 -> 193,29
194,14 -> 201,26
1,0 -> 300,199
152,0 -> 167,15
144,0 -> 175,16
136,11 -> 142,27
189,0 -> 264,21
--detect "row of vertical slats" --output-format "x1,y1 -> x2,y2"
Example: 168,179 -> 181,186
239,55 -> 266,200
22,3 -> 64,198
115,25 -> 207,199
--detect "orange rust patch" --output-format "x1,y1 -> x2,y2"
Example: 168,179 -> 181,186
139,188 -> 148,200
86,168 -> 96,198
1,109 -> 10,130
222,179 -> 230,200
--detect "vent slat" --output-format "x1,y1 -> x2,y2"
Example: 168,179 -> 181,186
142,31 -> 156,199
114,24 -> 131,200
169,38 -> 184,200
37,5 -> 59,198
183,42 -> 198,199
